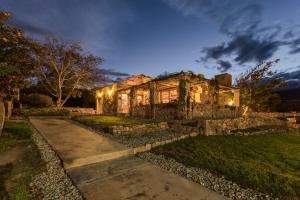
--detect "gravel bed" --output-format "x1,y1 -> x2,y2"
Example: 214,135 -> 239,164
138,152 -> 278,200
105,130 -> 190,147
71,119 -> 191,148
29,122 -> 83,200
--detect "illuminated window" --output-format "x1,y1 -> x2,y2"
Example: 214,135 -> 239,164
170,89 -> 178,102
160,88 -> 178,103
137,95 -> 143,105
144,91 -> 150,104
195,93 -> 201,103
192,85 -> 202,103
161,91 -> 170,103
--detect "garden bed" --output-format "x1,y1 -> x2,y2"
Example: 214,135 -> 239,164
74,116 -> 164,134
72,118 -> 194,148
151,128 -> 300,199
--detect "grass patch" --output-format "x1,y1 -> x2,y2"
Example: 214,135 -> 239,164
0,121 -> 45,199
0,122 -> 32,153
153,129 -> 300,198
76,116 -> 158,126
231,125 -> 289,133
75,116 -> 159,133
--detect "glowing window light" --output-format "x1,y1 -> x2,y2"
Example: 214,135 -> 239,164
97,92 -> 103,98
108,89 -> 113,95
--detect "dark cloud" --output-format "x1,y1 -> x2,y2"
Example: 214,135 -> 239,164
277,69 -> 300,81
164,0 -> 300,72
283,30 -> 294,39
219,3 -> 263,36
10,17 -> 53,37
163,0 -> 263,36
275,69 -> 300,88
97,68 -> 130,77
216,60 -> 232,72
96,68 -> 130,84
202,34 -> 281,64
2,0 -> 134,54
288,38 -> 300,54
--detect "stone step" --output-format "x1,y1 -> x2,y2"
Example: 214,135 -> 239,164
64,149 -> 134,169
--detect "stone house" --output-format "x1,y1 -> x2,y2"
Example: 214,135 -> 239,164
95,72 -> 240,120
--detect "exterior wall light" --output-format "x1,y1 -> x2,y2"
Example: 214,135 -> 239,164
108,89 -> 113,95
228,100 -> 234,106
98,92 -> 103,98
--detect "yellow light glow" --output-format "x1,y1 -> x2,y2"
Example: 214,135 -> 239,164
108,89 -> 113,95
228,100 -> 234,106
97,92 -> 103,98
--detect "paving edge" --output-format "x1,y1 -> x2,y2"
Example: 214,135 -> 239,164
138,152 -> 277,200
132,131 -> 200,154
64,149 -> 134,169
69,119 -> 200,154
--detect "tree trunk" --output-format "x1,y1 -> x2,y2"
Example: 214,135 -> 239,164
0,100 -> 5,136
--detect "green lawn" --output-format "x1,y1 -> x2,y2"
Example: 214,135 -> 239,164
152,130 -> 300,198
76,116 -> 157,126
0,121 -> 45,199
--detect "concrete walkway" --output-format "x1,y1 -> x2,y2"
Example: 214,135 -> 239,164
30,118 -> 227,200
30,118 -> 131,169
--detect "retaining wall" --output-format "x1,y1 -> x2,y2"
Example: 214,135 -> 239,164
200,117 -> 286,136
110,122 -> 169,135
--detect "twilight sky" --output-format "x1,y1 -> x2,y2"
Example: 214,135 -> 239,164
2,0 -> 300,81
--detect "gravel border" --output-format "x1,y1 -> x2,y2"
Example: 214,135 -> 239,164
138,152 -> 278,200
71,119 -> 193,148
28,121 -> 83,200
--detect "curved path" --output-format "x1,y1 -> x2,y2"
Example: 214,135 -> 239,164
30,117 -> 227,200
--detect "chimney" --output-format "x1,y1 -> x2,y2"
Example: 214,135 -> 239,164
215,73 -> 232,87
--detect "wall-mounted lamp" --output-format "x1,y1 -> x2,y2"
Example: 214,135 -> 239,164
97,92 -> 103,98
228,100 -> 234,106
108,89 -> 113,95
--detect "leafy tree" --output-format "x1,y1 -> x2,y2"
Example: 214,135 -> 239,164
0,11 -> 37,99
34,38 -> 103,107
236,59 -> 287,114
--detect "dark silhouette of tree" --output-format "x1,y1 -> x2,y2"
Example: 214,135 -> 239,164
0,11 -> 37,99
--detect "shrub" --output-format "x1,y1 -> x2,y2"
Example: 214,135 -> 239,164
22,93 -> 53,107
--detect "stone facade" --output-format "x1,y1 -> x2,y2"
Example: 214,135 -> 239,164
96,72 -> 240,120
109,122 -> 169,135
191,103 -> 241,119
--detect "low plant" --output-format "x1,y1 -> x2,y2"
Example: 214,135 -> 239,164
22,93 -> 53,107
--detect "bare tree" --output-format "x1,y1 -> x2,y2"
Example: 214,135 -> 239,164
35,38 -> 103,107
236,59 -> 287,114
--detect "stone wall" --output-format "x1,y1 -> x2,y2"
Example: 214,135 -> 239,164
63,107 -> 96,115
131,103 -> 178,120
155,103 -> 178,120
131,103 -> 242,120
247,111 -> 300,118
191,103 -> 241,119
200,117 -> 286,136
132,105 -> 152,118
110,122 -> 169,135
